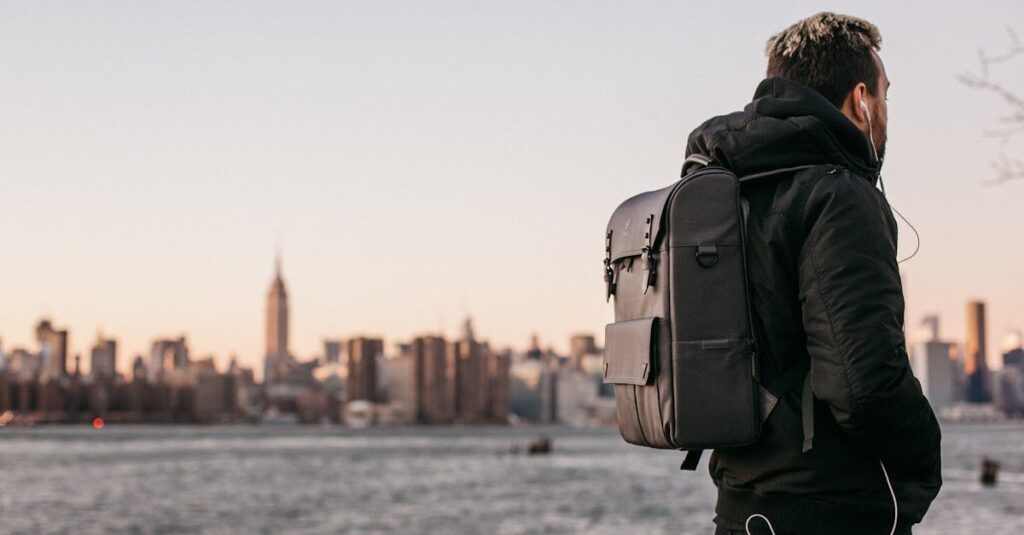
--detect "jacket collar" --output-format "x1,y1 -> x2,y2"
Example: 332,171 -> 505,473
687,77 -> 881,184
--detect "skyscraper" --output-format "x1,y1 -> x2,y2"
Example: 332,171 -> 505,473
412,335 -> 453,423
486,348 -> 511,423
90,334 -> 117,381
36,320 -> 68,382
347,337 -> 383,402
265,255 -> 290,383
965,300 -> 991,403
451,319 -> 487,423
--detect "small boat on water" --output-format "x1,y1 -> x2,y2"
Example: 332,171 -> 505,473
527,435 -> 552,455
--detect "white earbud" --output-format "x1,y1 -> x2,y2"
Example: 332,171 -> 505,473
860,99 -> 879,167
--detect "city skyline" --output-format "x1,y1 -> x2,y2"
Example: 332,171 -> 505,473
1,2 -> 1023,375
0,256 -> 590,379
1,255 -> 1021,380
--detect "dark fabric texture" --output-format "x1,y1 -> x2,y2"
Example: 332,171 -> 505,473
686,77 -> 942,531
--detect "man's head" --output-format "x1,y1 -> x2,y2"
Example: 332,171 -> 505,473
765,12 -> 890,162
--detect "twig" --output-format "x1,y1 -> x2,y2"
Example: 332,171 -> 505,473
959,28 -> 1024,183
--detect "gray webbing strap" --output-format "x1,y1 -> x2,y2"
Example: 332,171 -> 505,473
680,449 -> 703,471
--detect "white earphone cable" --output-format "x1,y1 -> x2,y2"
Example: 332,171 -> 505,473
863,99 -> 921,264
745,513 -> 777,535
880,460 -> 899,535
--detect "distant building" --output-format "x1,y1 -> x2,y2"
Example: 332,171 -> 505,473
347,337 -> 383,402
555,367 -> 598,426
324,339 -> 342,364
486,349 -> 511,423
510,357 -> 557,423
7,348 -> 40,382
965,301 -> 991,402
1003,332 -> 1023,368
264,255 -> 293,384
195,371 -> 236,423
569,334 -> 598,369
412,335 -> 453,423
90,335 -> 117,381
526,333 -> 543,360
382,352 -> 417,423
132,355 -> 147,382
148,337 -> 189,384
451,319 -> 487,423
998,335 -> 1024,417
191,356 -> 217,374
910,316 -> 956,411
36,320 -> 68,382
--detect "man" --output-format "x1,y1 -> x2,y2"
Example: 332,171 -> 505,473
685,13 -> 942,535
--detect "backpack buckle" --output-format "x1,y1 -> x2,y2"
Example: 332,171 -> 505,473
604,230 -> 616,301
695,245 -> 719,268
641,215 -> 656,294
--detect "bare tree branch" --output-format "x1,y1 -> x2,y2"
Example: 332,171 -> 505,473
959,28 -> 1024,183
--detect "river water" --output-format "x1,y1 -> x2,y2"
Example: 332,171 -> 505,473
0,423 -> 1020,534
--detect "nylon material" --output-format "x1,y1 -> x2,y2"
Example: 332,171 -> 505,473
672,339 -> 758,448
655,317 -> 675,447
671,245 -> 750,341
798,175 -> 906,409
669,175 -> 741,246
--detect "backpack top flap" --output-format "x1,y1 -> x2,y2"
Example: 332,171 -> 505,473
605,182 -> 676,263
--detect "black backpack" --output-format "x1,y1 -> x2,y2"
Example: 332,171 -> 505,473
602,154 -> 815,470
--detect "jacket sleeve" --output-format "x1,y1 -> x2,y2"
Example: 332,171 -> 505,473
797,170 -> 941,482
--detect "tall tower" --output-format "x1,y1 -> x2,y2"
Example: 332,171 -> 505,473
346,337 -> 383,402
965,300 -> 990,403
265,255 -> 289,383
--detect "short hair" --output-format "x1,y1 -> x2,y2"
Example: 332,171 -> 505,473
765,12 -> 882,108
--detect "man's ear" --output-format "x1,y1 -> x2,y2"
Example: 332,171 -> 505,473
841,82 -> 870,131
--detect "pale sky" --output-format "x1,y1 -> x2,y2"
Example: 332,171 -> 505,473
1,1 -> 1022,376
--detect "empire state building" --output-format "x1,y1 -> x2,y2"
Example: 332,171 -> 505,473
264,255 -> 290,383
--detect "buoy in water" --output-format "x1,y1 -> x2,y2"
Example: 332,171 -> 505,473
980,458 -> 999,486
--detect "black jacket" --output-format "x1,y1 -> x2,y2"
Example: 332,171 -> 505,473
686,78 -> 942,534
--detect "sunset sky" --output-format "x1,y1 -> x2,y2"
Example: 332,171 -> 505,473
1,1 -> 1022,376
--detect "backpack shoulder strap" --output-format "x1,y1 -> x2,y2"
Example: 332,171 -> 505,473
763,359 -> 815,453
680,449 -> 703,471
738,164 -> 819,183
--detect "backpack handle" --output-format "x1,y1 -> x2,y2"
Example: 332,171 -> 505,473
681,153 -> 713,176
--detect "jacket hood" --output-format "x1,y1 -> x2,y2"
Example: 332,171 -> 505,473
685,77 -> 880,183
